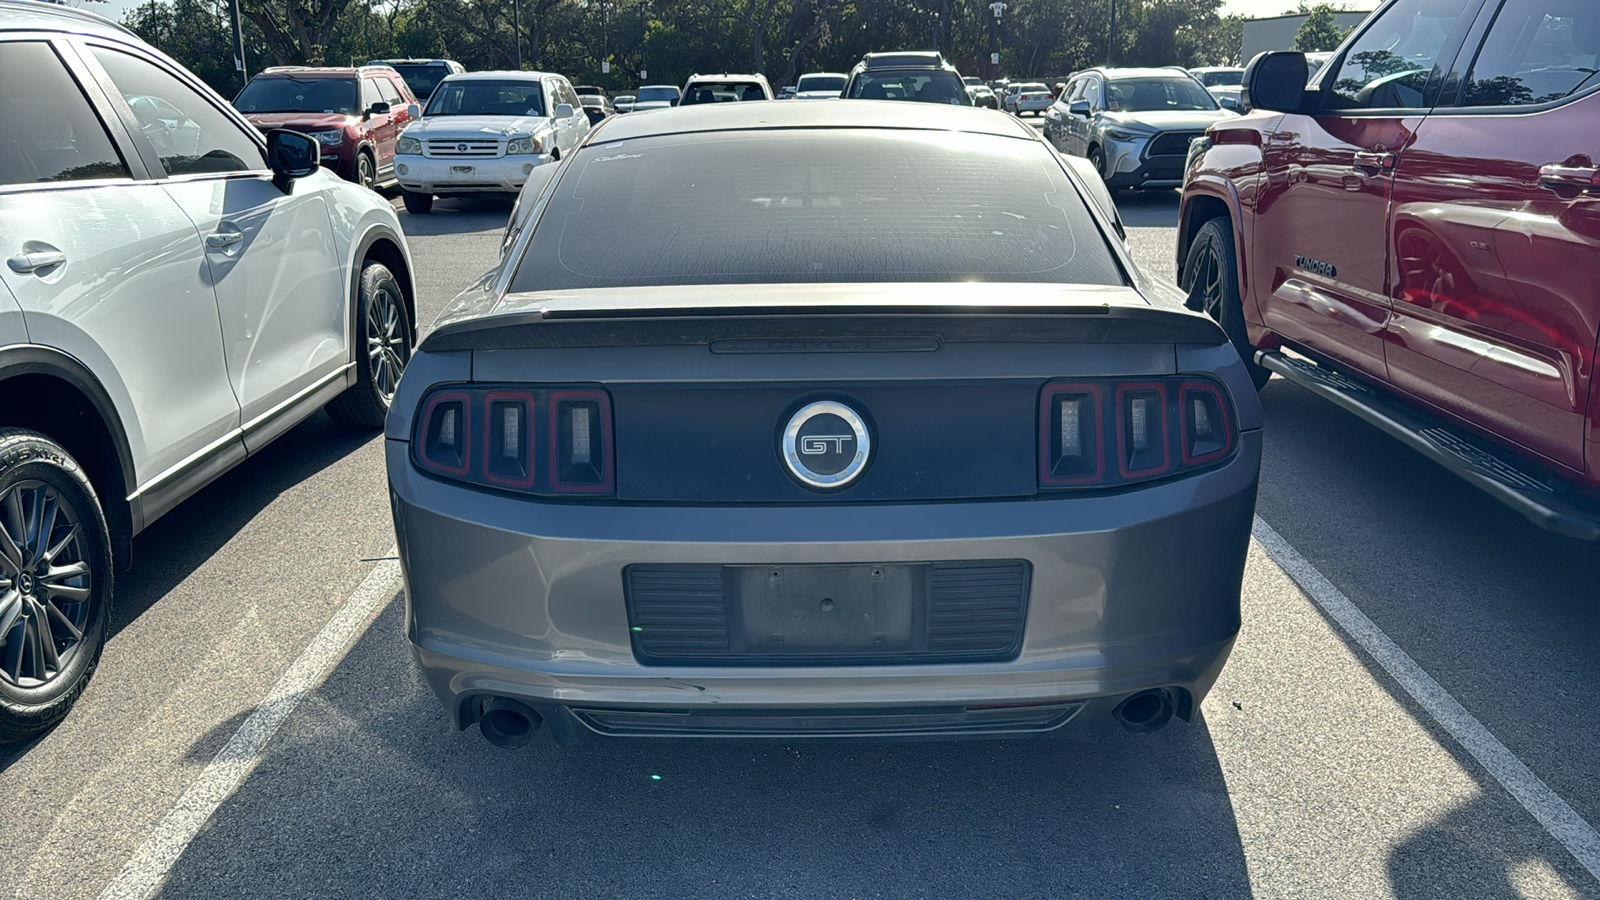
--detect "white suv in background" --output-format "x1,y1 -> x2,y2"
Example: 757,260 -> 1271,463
0,0 -> 417,741
393,71 -> 592,214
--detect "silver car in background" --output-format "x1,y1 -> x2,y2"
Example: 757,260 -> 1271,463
387,101 -> 1260,750
393,71 -> 591,214
1046,67 -> 1236,190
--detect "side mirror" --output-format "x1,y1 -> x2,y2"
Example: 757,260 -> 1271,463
554,103 -> 575,118
266,128 -> 319,192
364,101 -> 390,119
1069,100 -> 1091,116
1245,51 -> 1309,113
1219,96 -> 1240,111
406,103 -> 422,119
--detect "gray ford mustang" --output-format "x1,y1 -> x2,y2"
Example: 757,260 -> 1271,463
386,100 -> 1262,748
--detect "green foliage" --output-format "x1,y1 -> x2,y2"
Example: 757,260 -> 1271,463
1294,3 -> 1350,53
128,0 -> 1246,92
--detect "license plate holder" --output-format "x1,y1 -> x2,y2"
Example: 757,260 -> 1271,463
729,564 -> 922,655
450,165 -> 474,173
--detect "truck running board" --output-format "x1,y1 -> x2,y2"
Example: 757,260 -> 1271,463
1256,350 -> 1600,542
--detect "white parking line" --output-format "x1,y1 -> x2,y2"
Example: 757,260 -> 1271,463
1253,516 -> 1600,885
97,552 -> 403,900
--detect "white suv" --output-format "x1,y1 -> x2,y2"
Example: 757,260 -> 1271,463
0,1 -> 417,741
393,71 -> 592,214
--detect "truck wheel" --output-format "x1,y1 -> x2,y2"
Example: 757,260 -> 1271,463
402,190 -> 433,214
0,428 -> 113,744
326,262 -> 413,429
1183,218 -> 1270,390
356,151 -> 375,190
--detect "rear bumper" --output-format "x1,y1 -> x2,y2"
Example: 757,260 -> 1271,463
394,153 -> 553,194
389,431 -> 1260,741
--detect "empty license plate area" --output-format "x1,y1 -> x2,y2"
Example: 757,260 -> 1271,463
733,564 -> 920,656
624,561 -> 1030,666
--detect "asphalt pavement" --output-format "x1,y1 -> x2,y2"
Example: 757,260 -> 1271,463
2,136 -> 1598,899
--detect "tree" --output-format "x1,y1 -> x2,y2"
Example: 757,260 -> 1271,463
1294,3 -> 1349,53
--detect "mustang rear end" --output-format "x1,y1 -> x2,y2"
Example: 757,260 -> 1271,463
386,101 -> 1262,747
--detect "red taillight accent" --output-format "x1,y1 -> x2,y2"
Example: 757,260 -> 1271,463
1038,383 -> 1104,486
1038,376 -> 1235,491
1115,382 -> 1171,479
548,389 -> 615,493
412,385 -> 614,497
482,390 -> 536,488
1180,380 -> 1235,466
417,390 -> 471,477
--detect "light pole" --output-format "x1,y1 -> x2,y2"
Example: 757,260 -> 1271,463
988,1 -> 1005,79
513,0 -> 523,68
1106,0 -> 1116,66
228,0 -> 247,88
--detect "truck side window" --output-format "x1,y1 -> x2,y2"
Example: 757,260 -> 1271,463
1461,1 -> 1600,107
1326,0 -> 1473,110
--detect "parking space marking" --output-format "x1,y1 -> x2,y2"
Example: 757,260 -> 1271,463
1253,517 -> 1600,885
96,552 -> 403,900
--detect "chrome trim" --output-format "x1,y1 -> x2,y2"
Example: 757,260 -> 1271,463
781,400 -> 872,489
0,177 -> 142,197
126,364 -> 353,501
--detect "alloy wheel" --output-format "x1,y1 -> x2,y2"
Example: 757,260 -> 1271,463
366,284 -> 409,404
0,480 -> 94,689
358,154 -> 375,189
1188,239 -> 1225,322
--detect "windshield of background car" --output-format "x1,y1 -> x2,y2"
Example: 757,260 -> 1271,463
234,76 -> 357,114
389,65 -> 448,98
797,75 -> 847,92
1104,77 -> 1217,112
1198,70 -> 1242,86
636,86 -> 679,102
425,80 -> 545,117
846,70 -> 972,104
508,129 -> 1124,292
681,82 -> 768,103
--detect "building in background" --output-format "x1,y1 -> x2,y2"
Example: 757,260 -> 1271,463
1241,10 -> 1373,63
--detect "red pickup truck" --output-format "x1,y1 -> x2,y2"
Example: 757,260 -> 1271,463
1178,0 -> 1600,539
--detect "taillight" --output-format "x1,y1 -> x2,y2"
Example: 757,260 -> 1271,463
1038,377 -> 1235,490
413,385 -> 615,496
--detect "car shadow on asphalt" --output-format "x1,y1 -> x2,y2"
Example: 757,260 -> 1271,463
1112,191 -> 1180,229
394,196 -> 515,237
108,412 -> 376,639
152,598 -> 1254,899
1254,379 -> 1600,897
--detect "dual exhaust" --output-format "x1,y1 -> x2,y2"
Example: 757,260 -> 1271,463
472,689 -> 1178,747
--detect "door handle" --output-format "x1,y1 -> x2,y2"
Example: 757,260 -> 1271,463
6,249 -> 66,274
205,230 -> 244,250
1352,150 -> 1396,171
1538,163 -> 1600,189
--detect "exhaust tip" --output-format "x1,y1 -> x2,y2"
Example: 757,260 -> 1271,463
478,697 -> 542,749
1112,689 -> 1175,734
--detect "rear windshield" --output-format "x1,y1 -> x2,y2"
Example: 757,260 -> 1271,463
847,70 -> 972,105
1105,77 -> 1217,112
797,74 -> 847,92
425,80 -> 544,117
682,81 -> 768,103
1197,70 -> 1242,87
636,86 -> 680,101
389,65 -> 449,98
234,76 -> 357,114
509,129 -> 1123,292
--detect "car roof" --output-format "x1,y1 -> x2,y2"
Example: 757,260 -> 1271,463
0,0 -> 134,38
438,70 -> 556,82
257,65 -> 398,77
687,73 -> 768,82
860,51 -> 947,69
798,72 -> 849,79
592,99 -> 1037,143
372,58 -> 460,66
1188,66 -> 1243,73
1090,67 -> 1202,80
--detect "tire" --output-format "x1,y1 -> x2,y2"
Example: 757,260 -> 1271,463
356,151 -> 375,190
326,262 -> 413,429
0,429 -> 113,744
1183,218 -> 1271,390
402,190 -> 433,214
1088,145 -> 1107,178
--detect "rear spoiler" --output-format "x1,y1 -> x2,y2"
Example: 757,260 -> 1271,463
421,303 -> 1228,352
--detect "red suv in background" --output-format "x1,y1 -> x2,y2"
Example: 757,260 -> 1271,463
234,64 -> 418,188
1179,0 -> 1600,539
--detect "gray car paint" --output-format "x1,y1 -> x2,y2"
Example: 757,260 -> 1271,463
386,104 -> 1262,743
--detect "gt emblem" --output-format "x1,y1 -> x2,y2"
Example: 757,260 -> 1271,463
781,401 -> 872,490
800,435 -> 853,455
